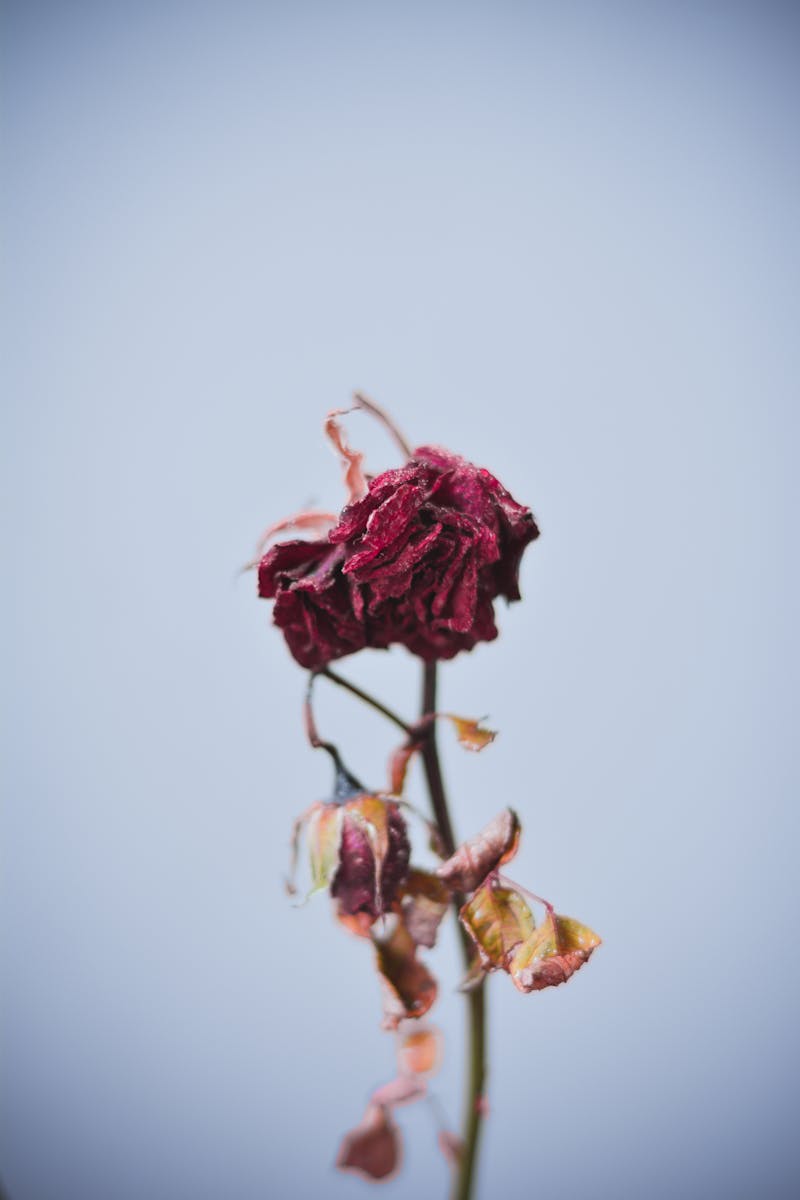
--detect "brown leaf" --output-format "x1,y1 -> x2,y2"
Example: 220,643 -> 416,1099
509,911 -> 601,993
371,1075 -> 427,1108
446,715 -> 497,752
397,1026 -> 441,1076
336,1103 -> 400,1181
437,808 -> 521,893
399,869 -> 451,949
374,915 -> 438,1031
388,740 -> 416,796
458,880 -> 536,971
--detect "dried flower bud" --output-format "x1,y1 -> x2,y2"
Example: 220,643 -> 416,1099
330,795 -> 410,922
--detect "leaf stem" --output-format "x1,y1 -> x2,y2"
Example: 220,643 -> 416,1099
420,662 -> 487,1200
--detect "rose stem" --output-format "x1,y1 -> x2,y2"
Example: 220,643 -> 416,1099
319,666 -> 412,734
420,662 -> 487,1200
319,660 -> 487,1200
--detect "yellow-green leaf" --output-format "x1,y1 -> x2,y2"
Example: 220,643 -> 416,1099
458,881 -> 535,971
509,912 -> 601,993
306,803 -> 344,895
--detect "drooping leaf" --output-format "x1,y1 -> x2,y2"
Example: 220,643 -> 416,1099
374,915 -> 438,1031
508,911 -> 601,993
337,911 -> 375,939
371,1075 -> 427,1108
437,808 -> 521,893
388,740 -> 417,795
306,803 -> 344,896
446,715 -> 497,752
336,1103 -> 400,1181
458,881 -> 536,971
397,1026 -> 441,1076
399,869 -> 451,949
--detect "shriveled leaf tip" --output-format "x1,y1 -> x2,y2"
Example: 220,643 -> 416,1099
437,808 -> 521,893
374,916 -> 438,1031
447,715 -> 497,752
509,912 -> 601,993
336,1104 -> 400,1181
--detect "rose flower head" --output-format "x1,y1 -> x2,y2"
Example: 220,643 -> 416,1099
258,402 -> 539,669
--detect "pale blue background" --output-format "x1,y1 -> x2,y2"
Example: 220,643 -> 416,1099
3,2 -> 799,1198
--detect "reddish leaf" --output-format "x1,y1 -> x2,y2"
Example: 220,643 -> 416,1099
336,1103 -> 400,1181
374,916 -> 438,1031
371,1075 -> 427,1108
337,911 -> 375,939
509,911 -> 601,993
388,740 -> 416,795
458,880 -> 535,971
397,1026 -> 441,1076
399,869 -> 451,949
446,715 -> 497,752
437,808 -> 521,893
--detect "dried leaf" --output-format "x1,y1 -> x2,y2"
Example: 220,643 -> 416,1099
509,911 -> 601,993
447,715 -> 497,752
325,408 -> 368,503
459,881 -> 536,971
371,1075 -> 427,1108
397,1027 -> 441,1076
437,808 -> 521,893
399,869 -> 451,949
457,957 -> 489,993
374,916 -> 438,1031
306,803 -> 344,896
337,911 -> 375,939
388,740 -> 416,795
336,1103 -> 400,1181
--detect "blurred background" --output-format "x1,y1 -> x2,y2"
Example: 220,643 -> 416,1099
2,2 -> 799,1197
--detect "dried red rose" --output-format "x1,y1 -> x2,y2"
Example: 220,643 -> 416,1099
259,445 -> 539,669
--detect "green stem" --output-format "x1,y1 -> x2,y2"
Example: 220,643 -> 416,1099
420,662 -> 487,1200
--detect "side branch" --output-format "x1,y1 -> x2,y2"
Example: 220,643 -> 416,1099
319,666 -> 413,735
